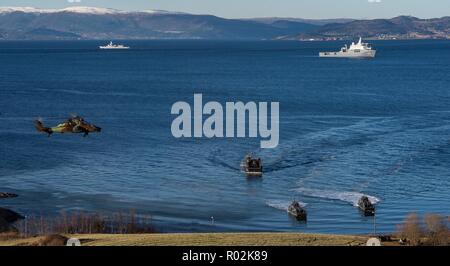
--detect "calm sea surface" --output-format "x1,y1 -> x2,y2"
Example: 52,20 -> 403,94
1,40 -> 449,234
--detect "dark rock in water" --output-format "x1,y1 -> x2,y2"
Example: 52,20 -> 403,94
0,207 -> 24,232
0,192 -> 18,199
0,217 -> 10,233
0,207 -> 24,223
0,193 -> 23,232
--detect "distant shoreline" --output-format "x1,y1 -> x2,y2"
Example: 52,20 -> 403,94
0,7 -> 449,41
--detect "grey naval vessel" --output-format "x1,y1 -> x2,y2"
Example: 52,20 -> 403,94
319,38 -> 376,58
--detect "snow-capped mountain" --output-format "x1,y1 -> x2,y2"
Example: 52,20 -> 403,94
0,6 -> 318,40
0,6 -> 183,15
56,6 -> 122,14
0,7 -> 53,13
0,6 -> 114,14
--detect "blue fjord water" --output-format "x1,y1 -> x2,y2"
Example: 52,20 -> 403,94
0,40 -> 449,234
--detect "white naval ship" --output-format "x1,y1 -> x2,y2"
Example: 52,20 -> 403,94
319,38 -> 376,58
99,41 -> 130,50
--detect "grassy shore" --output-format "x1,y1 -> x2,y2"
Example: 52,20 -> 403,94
0,232 -> 371,246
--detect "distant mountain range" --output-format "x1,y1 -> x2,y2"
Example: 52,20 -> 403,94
283,16 -> 450,40
0,7 -> 448,40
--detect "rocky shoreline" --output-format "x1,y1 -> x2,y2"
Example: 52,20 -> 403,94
0,192 -> 24,233
0,192 -> 18,199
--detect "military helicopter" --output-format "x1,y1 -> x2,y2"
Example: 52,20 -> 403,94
35,115 -> 101,137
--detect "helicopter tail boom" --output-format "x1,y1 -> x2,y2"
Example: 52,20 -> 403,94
35,120 -> 53,136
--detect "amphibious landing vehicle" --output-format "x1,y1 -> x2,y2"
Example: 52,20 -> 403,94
358,196 -> 376,216
241,154 -> 263,177
288,200 -> 307,221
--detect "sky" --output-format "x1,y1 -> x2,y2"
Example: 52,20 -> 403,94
0,0 -> 449,19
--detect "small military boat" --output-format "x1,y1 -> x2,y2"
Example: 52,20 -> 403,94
241,154 -> 263,177
358,196 -> 375,216
288,200 -> 307,221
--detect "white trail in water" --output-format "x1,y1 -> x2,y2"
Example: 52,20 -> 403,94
295,188 -> 380,207
266,200 -> 307,212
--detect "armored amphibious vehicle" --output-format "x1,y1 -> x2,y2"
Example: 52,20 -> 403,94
288,200 -> 307,221
358,196 -> 375,216
241,154 -> 263,177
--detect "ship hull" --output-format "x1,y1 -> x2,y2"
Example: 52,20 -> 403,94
319,50 -> 376,58
99,47 -> 130,50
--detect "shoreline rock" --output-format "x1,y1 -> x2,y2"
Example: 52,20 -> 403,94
0,192 -> 18,199
0,207 -> 25,233
0,192 -> 23,233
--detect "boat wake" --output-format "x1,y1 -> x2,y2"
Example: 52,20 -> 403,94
294,188 -> 379,207
207,151 -> 241,171
266,200 -> 307,212
33,88 -> 142,97
207,148 -> 328,174
263,154 -> 330,173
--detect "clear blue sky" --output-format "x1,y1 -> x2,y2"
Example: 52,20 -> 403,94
0,0 -> 449,19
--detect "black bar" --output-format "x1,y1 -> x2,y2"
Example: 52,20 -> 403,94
1,246 -> 448,264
